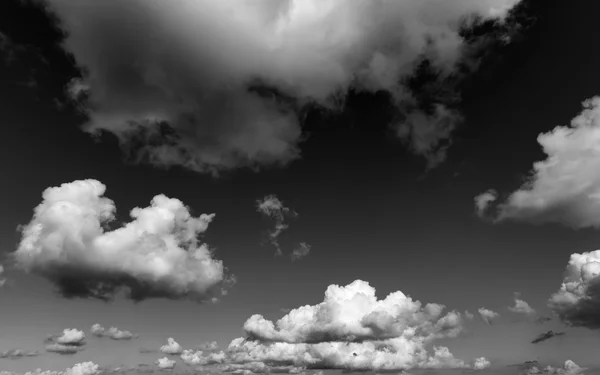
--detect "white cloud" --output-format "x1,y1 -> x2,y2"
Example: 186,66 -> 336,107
477,308 -> 499,325
291,242 -> 311,261
225,279 -> 487,371
45,344 -> 82,355
14,179 -> 233,302
474,190 -> 497,218
508,295 -> 536,315
476,97 -> 600,228
181,349 -> 226,366
464,311 -> 475,320
160,338 -> 184,355
90,324 -> 135,340
41,0 -> 522,173
257,195 -> 298,256
530,360 -> 586,375
0,362 -> 100,375
473,357 -> 491,370
54,329 -> 86,346
0,265 -> 5,287
548,250 -> 600,329
156,357 -> 176,370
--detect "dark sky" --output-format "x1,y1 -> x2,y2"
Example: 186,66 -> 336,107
0,0 -> 599,373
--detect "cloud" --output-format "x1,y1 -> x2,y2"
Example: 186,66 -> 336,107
473,357 -> 491,370
548,250 -> 600,329
256,195 -> 298,256
526,360 -> 585,375
0,361 -> 102,375
0,265 -> 5,287
476,97 -> 600,228
156,357 -> 176,370
0,349 -> 39,359
51,329 -> 86,347
222,279 -> 488,371
291,242 -> 311,261
535,316 -> 552,324
160,338 -> 183,355
44,344 -> 83,355
14,179 -> 233,302
39,0 -> 523,174
477,308 -> 499,325
474,190 -> 497,219
464,311 -> 474,320
508,294 -> 536,315
90,324 -> 136,340
181,349 -> 226,366
531,330 -> 565,345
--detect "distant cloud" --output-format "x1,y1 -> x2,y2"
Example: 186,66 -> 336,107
473,357 -> 491,370
90,324 -> 136,340
181,349 -> 226,366
526,360 -> 585,375
478,308 -> 499,325
0,265 -> 5,287
535,316 -> 552,324
156,357 -> 176,370
474,190 -> 498,219
14,179 -> 234,302
548,250 -> 600,329
160,338 -> 183,355
198,341 -> 219,351
0,349 -> 38,359
53,329 -> 86,346
0,361 -> 101,375
45,343 -> 83,355
464,311 -> 475,320
225,279 -> 486,371
508,294 -> 536,315
256,195 -> 298,256
39,0 -> 524,174
291,242 -> 311,261
475,97 -> 600,228
531,330 -> 565,344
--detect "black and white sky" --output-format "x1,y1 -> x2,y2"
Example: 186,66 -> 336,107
0,0 -> 600,374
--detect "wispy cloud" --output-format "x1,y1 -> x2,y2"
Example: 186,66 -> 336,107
478,308 -> 499,325
256,195 -> 298,256
291,242 -> 311,261
0,349 -> 38,360
531,330 -> 566,344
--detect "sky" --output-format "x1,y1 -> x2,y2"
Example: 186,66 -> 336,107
1,0 -> 600,374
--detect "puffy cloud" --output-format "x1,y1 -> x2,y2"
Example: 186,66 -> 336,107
90,324 -> 135,340
474,190 -> 497,219
0,265 -> 6,287
45,344 -> 82,355
256,195 -> 298,256
39,0 -> 523,174
160,338 -> 184,355
477,308 -> 499,325
181,349 -> 226,366
51,329 -> 86,346
14,179 -> 233,302
531,330 -> 565,345
476,97 -> 600,228
473,357 -> 491,370
548,250 -> 600,329
0,349 -> 39,359
527,360 -> 586,375
291,243 -> 311,261
464,311 -> 475,320
156,357 -> 176,370
508,294 -> 536,315
200,341 -> 220,351
226,280 -> 486,371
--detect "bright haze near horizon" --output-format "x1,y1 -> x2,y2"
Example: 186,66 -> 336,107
1,0 -> 600,374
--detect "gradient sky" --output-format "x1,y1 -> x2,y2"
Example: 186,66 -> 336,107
1,0 -> 600,374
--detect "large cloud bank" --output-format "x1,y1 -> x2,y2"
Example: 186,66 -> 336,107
40,0 -> 523,174
14,179 -> 232,302
475,97 -> 600,228
182,280 -> 489,372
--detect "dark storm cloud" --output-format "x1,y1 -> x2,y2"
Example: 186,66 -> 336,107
531,330 -> 565,344
34,0 -> 524,174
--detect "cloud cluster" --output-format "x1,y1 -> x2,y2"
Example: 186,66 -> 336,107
477,308 -> 499,325
90,324 -> 135,340
0,361 -> 101,375
45,329 -> 86,355
256,195 -> 305,257
156,357 -> 176,370
214,280 -> 488,372
39,0 -> 523,174
548,250 -> 600,329
475,97 -> 600,228
181,349 -> 226,366
0,349 -> 38,359
14,179 -> 232,302
508,294 -> 536,315
526,360 -> 585,375
160,338 -> 184,355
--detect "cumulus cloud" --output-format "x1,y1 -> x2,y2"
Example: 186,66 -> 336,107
181,349 -> 226,366
0,349 -> 39,359
1,362 -> 101,375
478,308 -> 499,325
37,0 -> 524,174
256,195 -> 298,256
476,97 -> 600,228
291,242 -> 311,261
508,294 -> 536,315
90,324 -> 136,340
474,190 -> 497,219
531,330 -> 565,345
473,357 -> 491,370
14,179 -> 233,302
45,344 -> 82,355
156,357 -> 176,370
548,250 -> 600,329
50,329 -> 86,347
223,279 -> 487,371
526,360 -> 585,375
160,338 -> 184,355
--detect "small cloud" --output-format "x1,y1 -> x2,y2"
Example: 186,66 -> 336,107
478,308 -> 499,325
0,265 -> 5,287
531,330 -> 566,344
139,348 -> 157,354
156,357 -> 176,370
508,294 -> 536,315
160,338 -> 183,355
474,190 -> 497,219
45,343 -> 83,355
180,349 -> 226,366
291,242 -> 311,261
90,324 -> 136,340
256,195 -> 298,256
473,357 -> 491,370
464,311 -> 475,320
535,316 -> 552,324
0,349 -> 38,359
